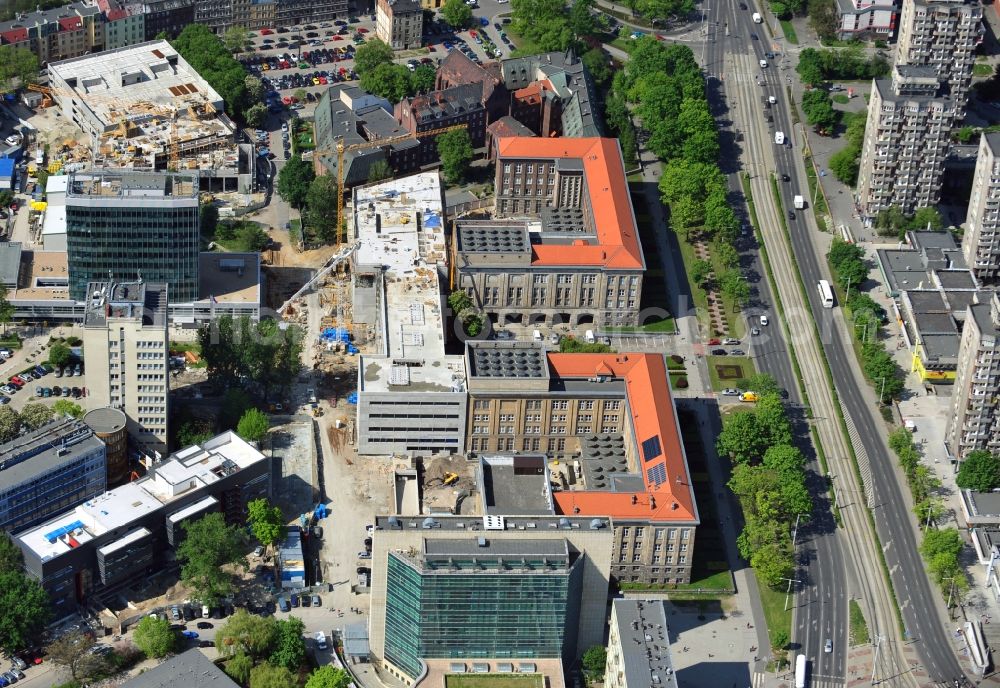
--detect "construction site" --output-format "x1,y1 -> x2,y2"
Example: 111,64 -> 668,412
43,40 -> 257,194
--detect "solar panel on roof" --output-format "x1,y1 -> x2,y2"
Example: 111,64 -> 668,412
642,436 -> 662,462
646,463 -> 666,486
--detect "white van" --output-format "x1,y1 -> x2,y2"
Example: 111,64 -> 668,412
202,604 -> 210,618
584,329 -> 596,344
315,631 -> 328,650
532,329 -> 542,342
775,131 -> 785,145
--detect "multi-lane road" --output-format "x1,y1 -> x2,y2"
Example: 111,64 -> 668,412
682,0 -> 968,683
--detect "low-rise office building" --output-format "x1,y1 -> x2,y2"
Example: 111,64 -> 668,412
0,420 -> 107,534
122,649 -> 239,688
369,513 -> 613,682
453,137 -> 645,330
353,172 -> 467,456
464,343 -> 699,584
606,599 -> 678,688
834,0 -> 897,40
16,431 -> 270,612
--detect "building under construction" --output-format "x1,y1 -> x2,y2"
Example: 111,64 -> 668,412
47,40 -> 256,193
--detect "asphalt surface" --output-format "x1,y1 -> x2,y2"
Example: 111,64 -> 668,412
693,3 -> 850,684
711,5 -> 967,684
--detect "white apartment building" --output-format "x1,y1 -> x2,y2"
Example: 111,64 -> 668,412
836,0 -> 897,39
947,292 -> 1000,459
83,281 -> 169,457
856,0 -> 981,220
963,133 -> 1000,284
857,66 -> 958,217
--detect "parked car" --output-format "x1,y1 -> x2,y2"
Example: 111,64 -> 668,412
290,593 -> 299,607
181,631 -> 199,639
196,621 -> 213,629
311,594 -> 321,607
710,349 -> 728,356
722,388 -> 741,396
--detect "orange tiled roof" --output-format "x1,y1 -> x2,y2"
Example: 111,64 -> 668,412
547,353 -> 697,523
495,137 -> 644,270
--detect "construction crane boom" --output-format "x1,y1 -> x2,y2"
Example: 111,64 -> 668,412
278,241 -> 360,316
311,122 -> 469,245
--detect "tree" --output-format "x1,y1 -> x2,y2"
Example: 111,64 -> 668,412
669,196 -> 702,237
245,102 -> 268,128
441,0 -> 473,27
219,388 -> 254,431
751,542 -> 794,587
250,662 -> 297,688
225,652 -> 254,684
716,410 -> 764,465
354,38 -> 396,77
305,175 -> 340,243
244,75 -> 266,102
46,631 -> 104,683
437,129 -> 474,185
714,241 -> 739,270
48,342 -> 72,367
177,418 -> 214,448
198,315 -> 303,395
795,48 -> 825,87
742,372 -> 780,397
223,26 -> 251,53
277,155 -> 315,209
0,533 -> 22,572
0,568 -> 50,655
808,0 -> 839,41
177,512 -> 247,605
52,399 -> 84,419
270,617 -> 307,670
368,160 -> 393,183
172,25 -> 252,119
216,610 -> 278,660
0,285 -> 12,335
237,407 -> 270,444
829,144 -> 861,186
568,0 -> 597,39
0,45 -> 39,92
582,48 -> 612,87
235,223 -> 271,252
133,615 -> 177,658
720,269 -> 750,309
582,646 -> 607,679
201,204 -> 220,237
690,258 -> 713,288
956,450 -> 1000,491
874,206 -> 907,236
910,206 -> 943,231
19,403 -> 54,430
410,64 -> 437,94
0,406 -> 20,443
306,666 -> 354,688
247,498 -> 285,548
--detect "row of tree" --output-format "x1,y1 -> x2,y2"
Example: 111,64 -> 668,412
197,315 -> 303,398
796,47 -> 890,88
352,38 -> 437,103
827,238 -> 904,401
171,24 -> 263,124
0,401 -> 83,443
888,426 -> 945,526
509,0 -> 602,55
716,374 -> 813,587
871,205 -> 944,238
828,110 -> 866,186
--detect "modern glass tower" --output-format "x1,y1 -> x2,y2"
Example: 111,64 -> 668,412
65,170 -> 200,302
383,538 -> 582,677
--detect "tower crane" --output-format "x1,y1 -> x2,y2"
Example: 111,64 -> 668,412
310,122 -> 468,245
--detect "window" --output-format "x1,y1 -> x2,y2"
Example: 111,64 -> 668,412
580,400 -> 594,410
621,528 -> 630,537
654,544 -> 662,552
679,556 -> 687,564
632,554 -> 642,562
607,400 -> 621,410
653,555 -> 661,563
552,400 -> 568,410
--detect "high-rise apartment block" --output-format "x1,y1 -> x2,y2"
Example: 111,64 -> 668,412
856,0 -> 981,219
0,420 -> 107,534
83,281 -> 170,457
376,0 -> 422,50
963,133 -> 1000,284
947,292 -> 1000,459
453,137 -> 645,330
65,171 -> 199,302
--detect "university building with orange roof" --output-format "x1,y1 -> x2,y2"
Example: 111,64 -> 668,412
451,137 -> 646,330
465,340 -> 700,585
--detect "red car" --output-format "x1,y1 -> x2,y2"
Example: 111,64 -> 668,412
357,27 -> 369,33
469,30 -> 477,38
9,202 -> 17,211
332,35 -> 342,40
708,338 -> 721,345
260,28 -> 274,34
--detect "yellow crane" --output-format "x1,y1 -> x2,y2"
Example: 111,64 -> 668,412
314,122 -> 468,245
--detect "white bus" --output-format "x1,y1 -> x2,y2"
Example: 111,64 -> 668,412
795,654 -> 807,688
818,279 -> 834,309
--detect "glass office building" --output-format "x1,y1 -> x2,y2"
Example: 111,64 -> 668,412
383,538 -> 583,677
65,171 -> 200,302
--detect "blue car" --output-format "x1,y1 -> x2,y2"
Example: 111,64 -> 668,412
443,41 -> 453,49
182,631 -> 199,639
34,365 -> 47,376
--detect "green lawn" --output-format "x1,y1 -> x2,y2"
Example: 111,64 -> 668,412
849,599 -> 870,645
606,317 -> 677,334
832,94 -> 849,105
974,62 -> 994,77
610,37 -> 636,54
705,355 -> 754,391
759,583 -> 793,650
779,20 -> 798,44
446,676 -> 543,688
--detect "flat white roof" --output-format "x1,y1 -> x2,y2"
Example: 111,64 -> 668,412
354,172 -> 466,394
18,431 -> 265,562
42,205 -> 66,236
45,175 -> 68,199
167,495 -> 219,524
97,527 -> 151,556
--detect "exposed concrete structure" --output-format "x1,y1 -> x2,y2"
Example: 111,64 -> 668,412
83,281 -> 170,457
353,172 -> 467,455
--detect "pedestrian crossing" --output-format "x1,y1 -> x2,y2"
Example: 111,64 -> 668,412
839,399 -> 874,507
751,671 -> 846,688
